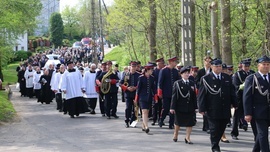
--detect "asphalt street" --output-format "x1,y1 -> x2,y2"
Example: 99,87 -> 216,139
0,85 -> 256,152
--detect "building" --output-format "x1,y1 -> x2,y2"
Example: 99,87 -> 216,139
34,0 -> 60,36
13,33 -> 28,51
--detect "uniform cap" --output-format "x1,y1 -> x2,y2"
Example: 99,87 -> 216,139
256,55 -> 270,63
156,58 -> 164,63
210,58 -> 222,65
180,66 -> 190,74
168,56 -> 178,62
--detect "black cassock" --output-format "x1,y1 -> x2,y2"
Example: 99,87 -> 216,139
39,75 -> 53,104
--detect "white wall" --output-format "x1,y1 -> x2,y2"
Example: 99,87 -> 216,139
13,33 -> 28,51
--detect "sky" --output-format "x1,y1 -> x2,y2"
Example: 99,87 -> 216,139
60,0 -> 114,12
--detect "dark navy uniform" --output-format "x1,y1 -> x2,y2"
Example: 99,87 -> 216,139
195,67 -> 212,132
97,70 -> 119,118
171,79 -> 197,127
137,75 -> 156,109
231,68 -> 255,138
96,69 -> 105,116
120,71 -> 141,126
243,56 -> 270,152
158,66 -> 179,128
152,67 -> 162,124
198,69 -> 238,151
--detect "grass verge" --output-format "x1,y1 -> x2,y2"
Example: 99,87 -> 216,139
0,61 -> 19,122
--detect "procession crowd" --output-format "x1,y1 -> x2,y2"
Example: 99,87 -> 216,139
15,48 -> 270,152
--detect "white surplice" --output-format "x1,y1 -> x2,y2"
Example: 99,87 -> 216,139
83,71 -> 98,98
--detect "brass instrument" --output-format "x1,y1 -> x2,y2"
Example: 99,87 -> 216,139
123,72 -> 130,87
100,68 -> 113,94
130,101 -> 140,127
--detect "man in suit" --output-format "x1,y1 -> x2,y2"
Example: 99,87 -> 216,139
198,58 -> 238,152
243,55 -> 270,152
195,56 -> 212,133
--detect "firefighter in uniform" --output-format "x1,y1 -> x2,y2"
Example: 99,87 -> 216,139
158,56 -> 180,129
120,61 -> 141,128
198,58 -> 238,152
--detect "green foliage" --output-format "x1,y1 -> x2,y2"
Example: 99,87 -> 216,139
104,46 -> 131,70
0,91 -> 16,122
49,13 -> 64,48
14,51 -> 29,61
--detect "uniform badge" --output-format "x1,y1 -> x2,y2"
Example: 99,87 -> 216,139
214,85 -> 216,88
181,87 -> 183,89
191,86 -> 194,90
261,86 -> 264,89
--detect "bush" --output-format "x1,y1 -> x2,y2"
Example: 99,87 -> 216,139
14,51 -> 28,61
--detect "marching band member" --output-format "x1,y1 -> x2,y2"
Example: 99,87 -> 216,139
158,56 -> 180,129
198,58 -> 238,152
96,62 -> 107,117
152,58 -> 165,125
170,66 -> 197,144
120,61 -> 141,128
134,63 -> 157,133
243,55 -> 270,152
97,61 -> 120,119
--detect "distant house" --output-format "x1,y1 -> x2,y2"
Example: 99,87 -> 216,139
13,33 -> 28,51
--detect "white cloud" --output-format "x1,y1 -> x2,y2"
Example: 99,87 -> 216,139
60,0 -> 114,12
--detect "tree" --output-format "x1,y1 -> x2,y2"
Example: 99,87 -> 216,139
61,6 -> 80,40
0,0 -> 42,82
210,1 -> 221,58
220,0 -> 232,64
49,13 -> 64,48
148,0 -> 157,62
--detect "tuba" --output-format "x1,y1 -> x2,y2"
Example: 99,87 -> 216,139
100,68 -> 113,94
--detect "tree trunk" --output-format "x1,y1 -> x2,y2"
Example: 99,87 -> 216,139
210,1 -> 220,58
148,0 -> 157,62
241,0 -> 248,55
220,0 -> 232,64
265,2 -> 270,55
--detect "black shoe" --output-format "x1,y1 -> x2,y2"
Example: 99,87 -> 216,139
70,115 -> 75,118
185,138 -> 193,144
76,114 -> 79,117
145,128 -> 150,133
90,110 -> 96,114
107,116 -> 111,119
221,139 -> 230,143
151,122 -> 155,126
63,111 -> 67,115
102,114 -> 105,117
112,115 -> 119,119
231,135 -> 239,140
158,121 -> 163,128
125,122 -> 129,128
173,138 -> 178,142
206,130 -> 210,134
242,125 -> 248,131
142,128 -> 145,132
169,125 -> 174,129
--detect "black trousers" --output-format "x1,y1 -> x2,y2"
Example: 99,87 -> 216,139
231,100 -> 247,136
105,93 -> 118,117
160,97 -> 174,127
121,89 -> 125,102
208,118 -> 229,151
252,119 -> 270,152
55,93 -> 62,110
99,93 -> 105,114
152,98 -> 162,123
35,89 -> 41,102
86,98 -> 97,111
125,97 -> 135,123
26,87 -> 33,98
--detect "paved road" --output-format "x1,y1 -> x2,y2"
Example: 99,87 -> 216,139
0,86 -> 256,152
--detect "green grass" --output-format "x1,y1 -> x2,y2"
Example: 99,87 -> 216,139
0,91 -> 15,122
0,61 -> 18,122
2,61 -> 20,86
104,46 -> 131,70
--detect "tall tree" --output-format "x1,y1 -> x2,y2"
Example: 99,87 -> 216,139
210,1 -> 220,58
220,0 -> 232,64
148,0 -> 157,62
61,6 -> 80,40
0,0 -> 42,81
49,13 -> 64,48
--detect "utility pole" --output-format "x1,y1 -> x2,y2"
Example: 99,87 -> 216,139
91,0 -> 98,64
99,0 -> 104,58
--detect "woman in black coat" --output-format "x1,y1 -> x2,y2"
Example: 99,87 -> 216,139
170,66 -> 197,144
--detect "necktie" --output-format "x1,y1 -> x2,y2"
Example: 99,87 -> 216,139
263,75 -> 268,84
217,75 -> 220,80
